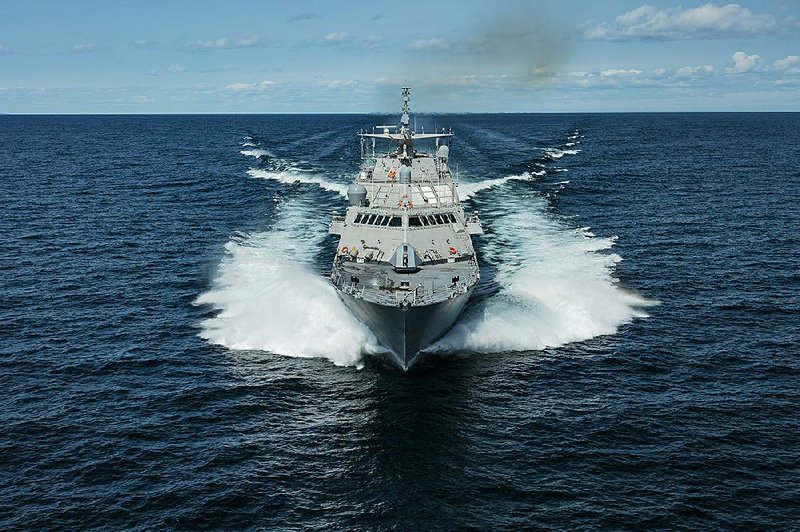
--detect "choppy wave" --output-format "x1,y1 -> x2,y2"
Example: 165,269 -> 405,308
543,148 -> 582,159
240,148 -> 274,158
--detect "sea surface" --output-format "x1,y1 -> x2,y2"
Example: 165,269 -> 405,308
1,113 -> 799,529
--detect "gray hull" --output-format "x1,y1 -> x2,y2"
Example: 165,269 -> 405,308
339,290 -> 472,370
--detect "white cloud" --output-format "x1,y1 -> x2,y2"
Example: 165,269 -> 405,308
772,55 -> 800,73
318,79 -> 357,89
168,64 -> 186,74
408,38 -> 449,50
584,3 -> 785,40
287,12 -> 322,22
226,80 -> 276,92
601,68 -> 642,77
364,35 -> 383,48
446,74 -> 511,87
562,64 -> 724,89
133,40 -> 157,49
725,51 -> 762,73
71,43 -> 96,53
321,32 -> 350,43
189,34 -> 260,50
676,65 -> 715,77
0,45 -> 10,54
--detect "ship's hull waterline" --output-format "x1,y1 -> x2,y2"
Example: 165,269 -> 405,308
339,290 -> 473,370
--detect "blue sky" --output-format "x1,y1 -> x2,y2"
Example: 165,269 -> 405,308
1,0 -> 799,113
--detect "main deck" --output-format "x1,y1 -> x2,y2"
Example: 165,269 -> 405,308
360,154 -> 458,209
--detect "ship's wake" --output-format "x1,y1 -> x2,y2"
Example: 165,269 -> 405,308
247,168 -> 348,196
196,129 -> 654,368
241,136 -> 349,196
459,171 -> 546,199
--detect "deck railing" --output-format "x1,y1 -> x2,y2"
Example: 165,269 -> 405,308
332,263 -> 479,307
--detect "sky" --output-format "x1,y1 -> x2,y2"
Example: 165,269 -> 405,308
1,0 -> 799,113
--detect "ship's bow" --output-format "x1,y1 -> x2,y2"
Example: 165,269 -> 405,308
339,291 -> 472,370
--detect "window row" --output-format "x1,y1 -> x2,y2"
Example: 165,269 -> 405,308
409,213 -> 458,227
354,213 -> 402,227
353,212 -> 458,228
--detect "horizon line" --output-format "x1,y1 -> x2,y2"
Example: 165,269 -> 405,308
2,110 -> 799,116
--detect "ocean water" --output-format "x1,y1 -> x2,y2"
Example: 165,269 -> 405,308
1,113 -> 799,529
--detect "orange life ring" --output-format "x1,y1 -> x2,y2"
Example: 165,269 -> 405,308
449,246 -> 457,255
387,169 -> 396,179
341,246 -> 349,254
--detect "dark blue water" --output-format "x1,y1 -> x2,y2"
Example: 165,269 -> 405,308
2,113 -> 799,529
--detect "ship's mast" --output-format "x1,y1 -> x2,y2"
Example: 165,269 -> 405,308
398,86 -> 412,159
400,87 -> 411,245
400,87 -> 411,137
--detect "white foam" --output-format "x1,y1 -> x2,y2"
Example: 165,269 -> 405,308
429,200 -> 656,354
240,148 -> 274,158
247,168 -> 348,196
242,142 -> 257,147
195,204 -> 380,367
543,148 -> 582,159
459,171 -> 546,199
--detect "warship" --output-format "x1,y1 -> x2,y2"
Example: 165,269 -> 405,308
329,87 -> 483,370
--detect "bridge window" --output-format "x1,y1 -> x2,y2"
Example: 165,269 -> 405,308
388,217 -> 402,227
409,216 -> 423,227
354,213 -> 363,224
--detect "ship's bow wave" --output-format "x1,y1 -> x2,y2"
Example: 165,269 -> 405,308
430,194 -> 656,355
195,203 -> 378,368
